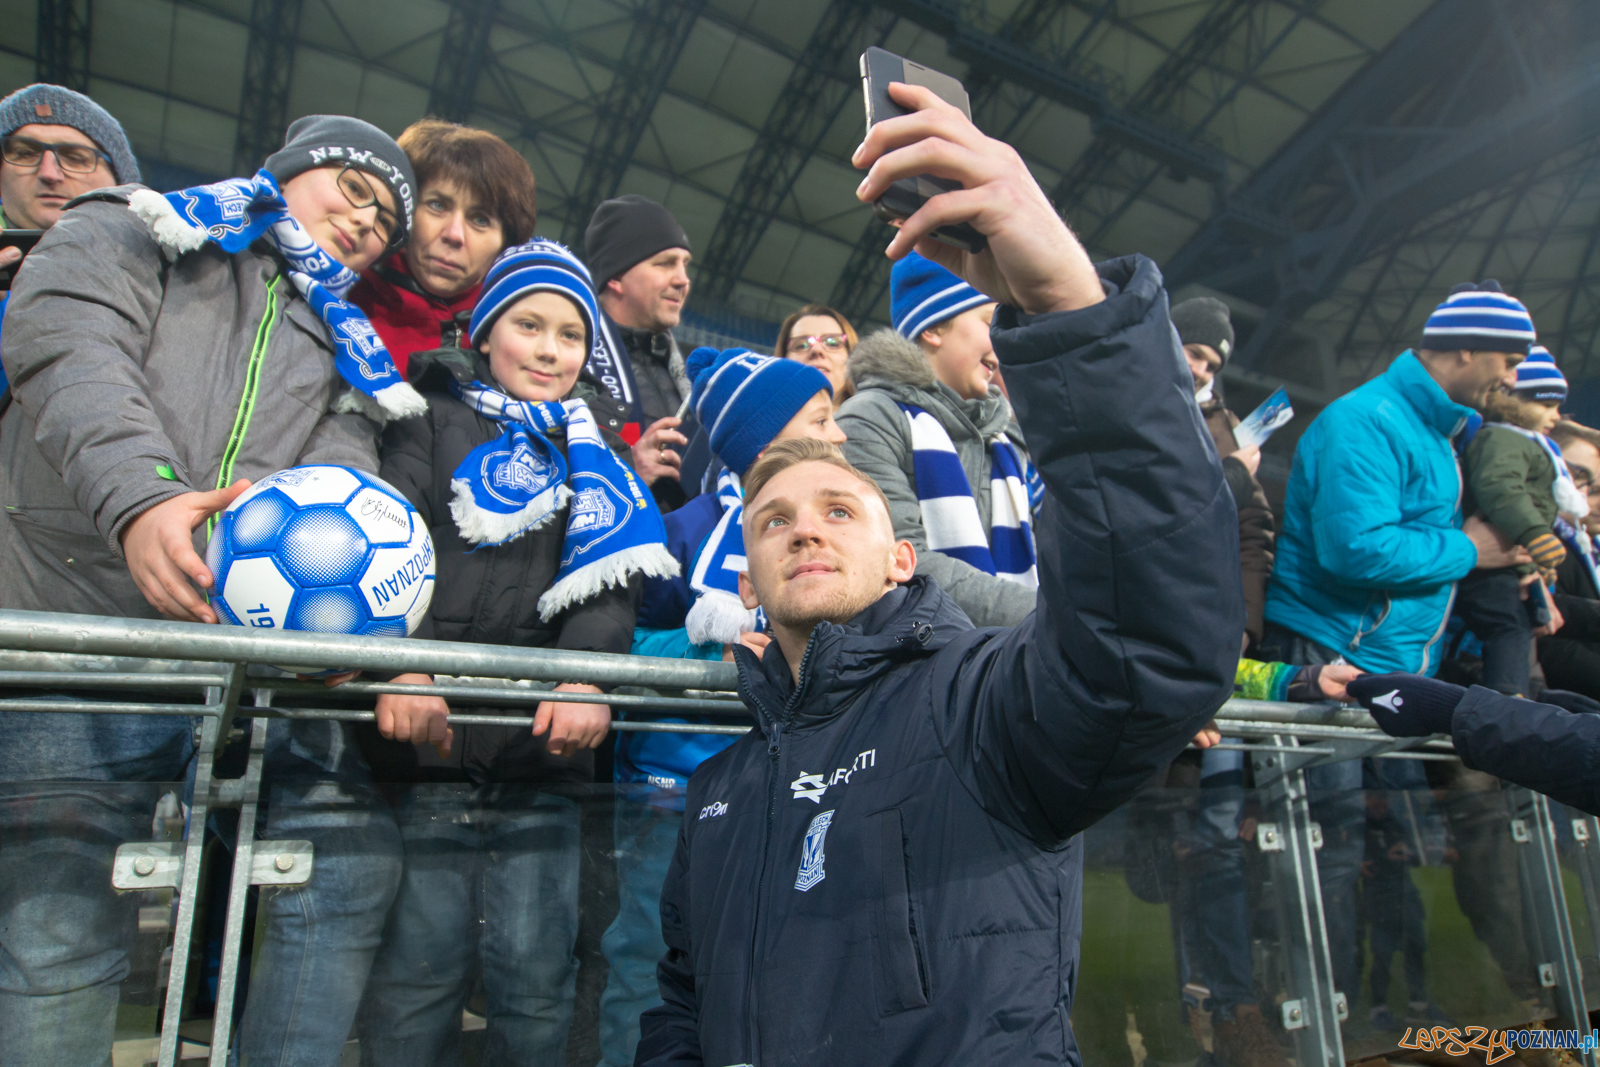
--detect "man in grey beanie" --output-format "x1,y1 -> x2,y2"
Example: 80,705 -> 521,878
0,84 -> 139,396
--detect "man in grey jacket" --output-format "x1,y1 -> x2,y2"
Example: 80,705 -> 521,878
0,115 -> 412,1064
837,252 -> 1036,626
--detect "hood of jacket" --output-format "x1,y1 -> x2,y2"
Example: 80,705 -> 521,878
847,328 -> 1014,440
734,575 -> 974,736
1481,388 -> 1552,432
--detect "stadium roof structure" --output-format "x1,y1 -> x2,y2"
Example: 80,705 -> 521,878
6,0 -> 1600,392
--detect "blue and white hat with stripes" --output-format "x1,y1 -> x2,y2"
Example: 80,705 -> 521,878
891,252 -> 993,341
1420,280 -> 1536,355
468,238 -> 602,348
686,346 -> 833,477
1512,345 -> 1567,403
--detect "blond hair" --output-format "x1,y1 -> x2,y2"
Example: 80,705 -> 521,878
1552,419 -> 1600,453
742,438 -> 890,520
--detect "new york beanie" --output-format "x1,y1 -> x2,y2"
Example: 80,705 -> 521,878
890,252 -> 991,341
687,346 -> 832,477
264,115 -> 416,245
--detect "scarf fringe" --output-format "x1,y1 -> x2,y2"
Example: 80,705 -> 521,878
128,188 -> 210,256
448,477 -> 571,546
686,588 -> 759,646
373,380 -> 429,420
537,542 -> 680,622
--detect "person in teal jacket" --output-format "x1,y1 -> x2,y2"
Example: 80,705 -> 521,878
1262,281 -> 1536,676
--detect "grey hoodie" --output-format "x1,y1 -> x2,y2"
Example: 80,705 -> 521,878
0,187 -> 381,619
835,329 -> 1036,627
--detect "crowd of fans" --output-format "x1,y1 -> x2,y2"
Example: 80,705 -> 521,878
0,78 -> 1593,1067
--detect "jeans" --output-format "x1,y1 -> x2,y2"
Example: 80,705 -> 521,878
1454,568 -> 1533,695
598,796 -> 681,1066
357,784 -> 582,1066
1366,861 -> 1428,1004
0,709 -> 195,1067
1176,775 -> 1256,1014
234,721 -> 402,1067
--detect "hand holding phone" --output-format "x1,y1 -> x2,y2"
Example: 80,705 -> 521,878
853,79 -> 1103,316
0,229 -> 42,291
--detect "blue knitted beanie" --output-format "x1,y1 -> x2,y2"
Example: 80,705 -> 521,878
469,238 -> 602,348
1513,345 -> 1566,403
890,252 -> 991,340
1420,280 -> 1536,355
0,83 -> 139,185
687,347 -> 832,476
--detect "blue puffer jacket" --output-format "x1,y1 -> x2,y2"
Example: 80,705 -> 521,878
1265,351 -> 1478,675
636,256 -> 1243,1067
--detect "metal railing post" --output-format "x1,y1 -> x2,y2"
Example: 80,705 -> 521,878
207,714 -> 270,1065
1253,736 -> 1345,1067
157,661 -> 246,1067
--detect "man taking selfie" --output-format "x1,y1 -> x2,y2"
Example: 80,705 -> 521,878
634,80 -> 1243,1066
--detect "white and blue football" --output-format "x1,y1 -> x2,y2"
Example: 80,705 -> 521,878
205,465 -> 435,642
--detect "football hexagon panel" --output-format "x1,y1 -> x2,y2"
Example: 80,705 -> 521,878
229,489 -> 296,554
278,507 -> 371,587
221,557 -> 296,631
288,587 -> 368,633
257,465 -> 363,507
345,486 -> 415,546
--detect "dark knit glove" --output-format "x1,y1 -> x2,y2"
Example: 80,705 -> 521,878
1347,673 -> 1466,737
1539,689 -> 1600,716
1526,532 -> 1568,571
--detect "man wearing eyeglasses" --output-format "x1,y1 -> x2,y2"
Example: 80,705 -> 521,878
0,85 -> 140,399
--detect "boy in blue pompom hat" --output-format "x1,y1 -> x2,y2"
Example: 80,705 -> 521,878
596,344 -> 843,1063
330,237 -> 675,1062
1456,344 -> 1585,696
836,250 -> 1043,628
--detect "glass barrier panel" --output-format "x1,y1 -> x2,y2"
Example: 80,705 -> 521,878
1337,759 -> 1557,1064
1545,802 -> 1600,1008
0,780 -> 191,1066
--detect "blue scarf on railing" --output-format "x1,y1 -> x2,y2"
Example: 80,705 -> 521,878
685,468 -> 766,645
448,378 -> 677,620
128,170 -> 425,421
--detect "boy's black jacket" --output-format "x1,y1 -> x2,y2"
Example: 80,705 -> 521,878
365,347 -> 640,785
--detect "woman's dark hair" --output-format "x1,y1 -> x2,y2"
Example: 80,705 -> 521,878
774,304 -> 858,403
399,119 -> 538,247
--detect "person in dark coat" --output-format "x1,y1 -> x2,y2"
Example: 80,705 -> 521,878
1172,296 -> 1275,651
353,238 -> 674,1063
634,81 -> 1242,1067
1348,673 -> 1600,816
1539,420 -> 1600,698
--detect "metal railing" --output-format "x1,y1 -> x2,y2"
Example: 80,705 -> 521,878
0,608 -> 1591,1066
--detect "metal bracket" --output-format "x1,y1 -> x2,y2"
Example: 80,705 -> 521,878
113,839 -> 313,890
1541,963 -> 1559,988
1512,818 -> 1532,843
1576,819 -> 1592,842
1334,992 -> 1349,1021
1282,999 -> 1307,1030
1257,823 -> 1284,852
1309,823 -> 1324,851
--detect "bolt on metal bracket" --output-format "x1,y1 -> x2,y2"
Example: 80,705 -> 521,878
1282,999 -> 1306,1030
1334,992 -> 1348,1021
1540,963 -> 1558,988
1512,819 -> 1532,843
1575,819 -> 1591,842
113,839 -> 314,890
1257,823 -> 1285,852
1309,823 -> 1324,851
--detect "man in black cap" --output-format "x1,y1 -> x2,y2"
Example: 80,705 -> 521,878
585,193 -> 695,507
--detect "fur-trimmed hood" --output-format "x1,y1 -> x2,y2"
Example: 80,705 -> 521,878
848,328 -> 939,390
1482,388 -> 1554,432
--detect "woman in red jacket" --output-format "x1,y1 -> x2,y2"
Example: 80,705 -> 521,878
348,118 -> 538,375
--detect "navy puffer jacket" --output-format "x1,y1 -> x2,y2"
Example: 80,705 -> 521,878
635,255 -> 1245,1066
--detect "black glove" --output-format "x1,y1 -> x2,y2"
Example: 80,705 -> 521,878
1538,689 -> 1600,716
1346,672 -> 1465,737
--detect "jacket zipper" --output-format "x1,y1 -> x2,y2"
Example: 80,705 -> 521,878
745,633 -> 817,1064
209,276 -> 280,534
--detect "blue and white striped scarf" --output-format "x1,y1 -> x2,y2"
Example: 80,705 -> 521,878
129,170 -> 425,421
899,402 -> 1040,587
685,469 -> 766,645
448,379 -> 677,620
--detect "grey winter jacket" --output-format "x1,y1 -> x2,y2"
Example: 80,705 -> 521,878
0,186 -> 381,619
835,329 -> 1035,627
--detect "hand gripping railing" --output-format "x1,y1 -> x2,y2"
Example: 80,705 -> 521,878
0,608 -> 1530,1067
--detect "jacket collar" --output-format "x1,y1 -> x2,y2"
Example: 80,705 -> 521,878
734,575 -> 974,738
1387,350 -> 1477,440
369,252 -> 482,312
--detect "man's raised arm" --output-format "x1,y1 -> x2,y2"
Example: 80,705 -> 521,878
856,82 -> 1243,846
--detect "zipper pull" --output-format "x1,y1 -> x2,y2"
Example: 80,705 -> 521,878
768,720 -> 782,757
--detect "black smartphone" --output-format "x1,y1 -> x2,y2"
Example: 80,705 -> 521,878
1526,577 -> 1553,629
0,229 -> 43,291
860,46 -> 987,254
